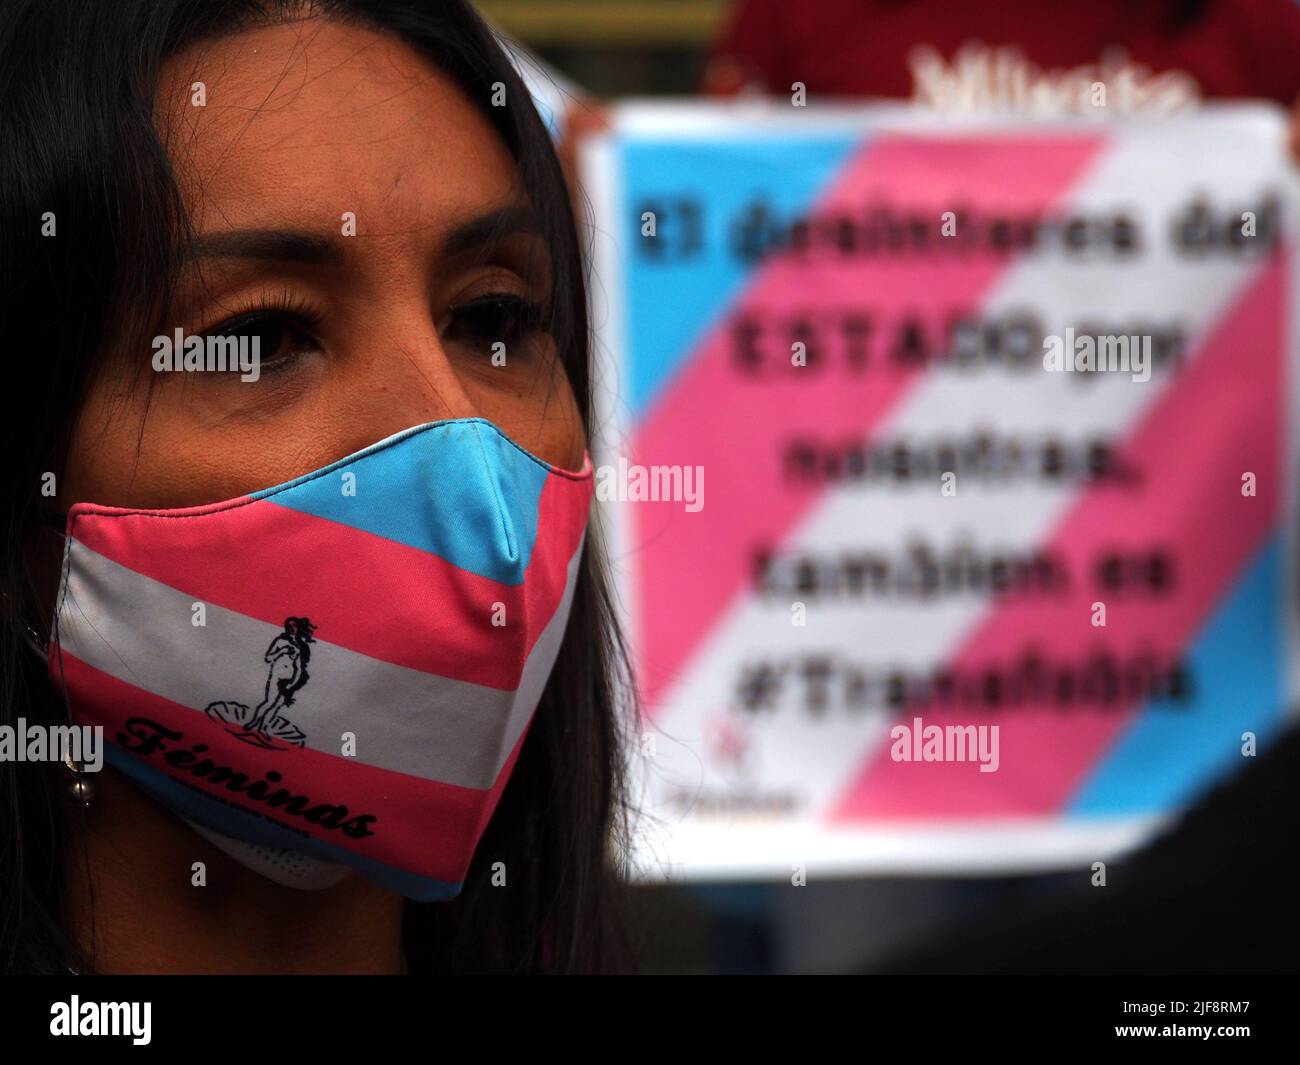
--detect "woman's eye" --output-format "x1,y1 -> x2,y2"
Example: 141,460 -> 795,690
203,311 -> 314,373
447,294 -> 544,351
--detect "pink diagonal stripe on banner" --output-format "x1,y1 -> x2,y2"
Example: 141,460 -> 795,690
831,251 -> 1286,819
631,134 -> 1107,715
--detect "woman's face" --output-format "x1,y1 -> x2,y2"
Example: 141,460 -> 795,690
61,18 -> 585,513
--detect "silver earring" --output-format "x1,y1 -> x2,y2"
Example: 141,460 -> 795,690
4,594 -> 80,805
65,755 -> 94,809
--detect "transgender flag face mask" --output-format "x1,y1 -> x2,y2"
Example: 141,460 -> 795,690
46,417 -> 594,901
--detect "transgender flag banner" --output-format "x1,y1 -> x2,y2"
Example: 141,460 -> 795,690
582,102 -> 1300,879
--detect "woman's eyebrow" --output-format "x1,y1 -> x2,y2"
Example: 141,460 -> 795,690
185,207 -> 544,266
442,205 -> 545,256
188,229 -> 343,265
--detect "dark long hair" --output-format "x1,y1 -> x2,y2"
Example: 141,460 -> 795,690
0,0 -> 639,974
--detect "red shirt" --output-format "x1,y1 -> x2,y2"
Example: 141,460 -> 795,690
703,0 -> 1300,105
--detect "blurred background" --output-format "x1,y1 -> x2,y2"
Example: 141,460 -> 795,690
482,0 -> 719,95
482,0 -> 1300,974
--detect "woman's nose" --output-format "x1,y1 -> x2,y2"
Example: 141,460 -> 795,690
349,309 -> 480,430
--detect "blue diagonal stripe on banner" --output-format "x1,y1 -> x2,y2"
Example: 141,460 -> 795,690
619,134 -> 861,418
1067,534 -> 1284,815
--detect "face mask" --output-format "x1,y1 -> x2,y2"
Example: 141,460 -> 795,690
46,417 -> 593,901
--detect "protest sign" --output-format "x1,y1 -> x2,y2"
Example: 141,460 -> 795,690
582,103 -> 1300,877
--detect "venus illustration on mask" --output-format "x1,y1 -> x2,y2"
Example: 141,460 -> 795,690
204,616 -> 317,750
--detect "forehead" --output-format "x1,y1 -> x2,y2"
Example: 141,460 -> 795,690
159,19 -> 519,236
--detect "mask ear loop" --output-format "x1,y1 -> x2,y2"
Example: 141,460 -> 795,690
10,506 -> 66,661
2,587 -> 52,662
18,615 -> 48,662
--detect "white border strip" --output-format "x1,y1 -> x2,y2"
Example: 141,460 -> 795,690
627,815 -> 1172,881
